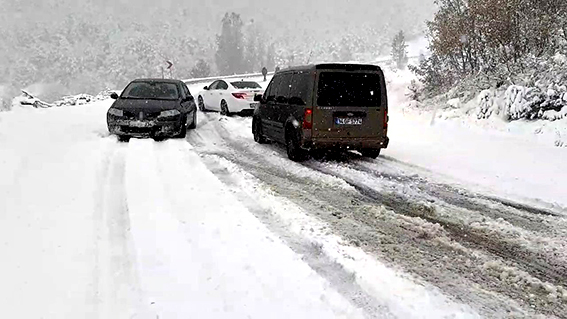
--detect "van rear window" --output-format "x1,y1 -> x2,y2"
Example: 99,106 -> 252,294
317,72 -> 381,107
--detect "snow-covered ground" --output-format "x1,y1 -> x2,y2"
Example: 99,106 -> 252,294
0,71 -> 565,318
384,68 -> 567,210
1,102 -> 367,318
0,94 -> 480,317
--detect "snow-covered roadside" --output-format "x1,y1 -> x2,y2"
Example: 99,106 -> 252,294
0,99 -> 365,318
0,101 -> 118,317
384,69 -> 567,210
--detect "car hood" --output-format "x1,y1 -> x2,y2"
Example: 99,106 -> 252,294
111,98 -> 179,112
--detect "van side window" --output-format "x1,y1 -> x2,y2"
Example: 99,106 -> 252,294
289,72 -> 310,106
275,73 -> 292,104
265,76 -> 280,102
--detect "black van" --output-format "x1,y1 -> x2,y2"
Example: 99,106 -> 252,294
252,63 -> 389,161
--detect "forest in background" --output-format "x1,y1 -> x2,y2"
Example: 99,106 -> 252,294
0,0 -> 435,102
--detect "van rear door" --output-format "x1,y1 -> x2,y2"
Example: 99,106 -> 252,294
312,69 -> 386,139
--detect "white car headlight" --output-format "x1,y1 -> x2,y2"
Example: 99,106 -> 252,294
108,108 -> 123,116
159,109 -> 181,117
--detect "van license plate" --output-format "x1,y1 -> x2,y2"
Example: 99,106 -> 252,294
335,118 -> 363,125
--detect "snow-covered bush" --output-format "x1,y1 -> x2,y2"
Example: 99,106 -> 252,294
477,89 -> 499,119
406,80 -> 423,102
446,98 -> 461,109
504,85 -> 567,121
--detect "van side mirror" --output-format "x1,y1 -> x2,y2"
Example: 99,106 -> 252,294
110,92 -> 119,99
254,94 -> 264,102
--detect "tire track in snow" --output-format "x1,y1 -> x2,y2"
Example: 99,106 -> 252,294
92,139 -> 152,319
304,162 -> 567,290
125,138 -> 369,319
188,112 -> 566,317
196,154 -> 395,319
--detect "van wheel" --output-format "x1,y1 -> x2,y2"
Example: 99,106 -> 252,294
253,118 -> 267,144
362,149 -> 381,159
285,129 -> 307,162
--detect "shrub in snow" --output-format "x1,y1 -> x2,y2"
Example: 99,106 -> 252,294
406,80 -> 423,102
503,85 -> 566,121
446,98 -> 461,109
476,89 -> 499,119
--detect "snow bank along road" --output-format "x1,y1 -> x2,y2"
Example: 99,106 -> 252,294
1,83 -> 566,318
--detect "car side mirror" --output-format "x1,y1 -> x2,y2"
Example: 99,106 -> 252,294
110,92 -> 119,99
254,94 -> 263,102
203,86 -> 209,90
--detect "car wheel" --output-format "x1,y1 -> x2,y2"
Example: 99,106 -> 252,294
188,112 -> 197,129
362,149 -> 381,159
253,118 -> 267,144
285,128 -> 307,162
198,96 -> 206,111
176,120 -> 187,138
220,100 -> 230,116
117,135 -> 130,142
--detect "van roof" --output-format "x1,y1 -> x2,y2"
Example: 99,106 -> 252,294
277,63 -> 383,73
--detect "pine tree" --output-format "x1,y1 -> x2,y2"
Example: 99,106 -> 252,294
265,44 -> 276,71
190,59 -> 211,78
244,35 -> 258,73
391,30 -> 408,69
215,12 -> 245,75
257,42 -> 266,71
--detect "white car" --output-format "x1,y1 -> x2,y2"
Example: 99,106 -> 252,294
197,79 -> 264,115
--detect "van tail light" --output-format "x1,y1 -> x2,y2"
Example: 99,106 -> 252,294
383,109 -> 389,133
232,93 -> 247,99
303,109 -> 313,129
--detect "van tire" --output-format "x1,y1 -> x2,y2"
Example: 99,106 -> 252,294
253,118 -> 267,144
362,149 -> 381,159
285,128 -> 307,162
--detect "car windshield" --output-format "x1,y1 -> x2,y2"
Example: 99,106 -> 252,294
317,72 -> 381,107
121,82 -> 179,100
231,81 -> 262,89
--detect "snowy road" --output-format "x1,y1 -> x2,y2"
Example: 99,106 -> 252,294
0,86 -> 566,318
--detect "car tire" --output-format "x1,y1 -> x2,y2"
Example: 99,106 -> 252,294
285,128 -> 307,162
198,96 -> 206,111
220,100 -> 230,116
176,121 -> 187,139
362,149 -> 381,159
188,112 -> 197,129
253,118 -> 267,144
117,135 -> 130,142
